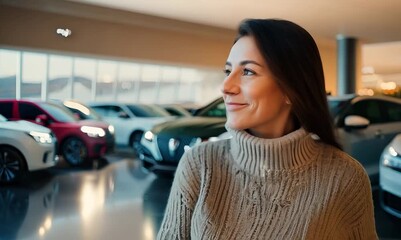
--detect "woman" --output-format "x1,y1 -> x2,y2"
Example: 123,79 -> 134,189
158,19 -> 377,239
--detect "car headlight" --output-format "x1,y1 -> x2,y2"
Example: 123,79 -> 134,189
108,125 -> 115,134
28,131 -> 53,144
144,131 -> 154,142
80,126 -> 106,138
382,146 -> 401,170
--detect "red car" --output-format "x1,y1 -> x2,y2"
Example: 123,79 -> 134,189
0,99 -> 114,166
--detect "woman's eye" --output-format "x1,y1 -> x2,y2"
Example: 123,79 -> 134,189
223,69 -> 231,76
243,69 -> 255,76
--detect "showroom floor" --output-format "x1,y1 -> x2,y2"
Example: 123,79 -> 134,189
1,149 -> 401,240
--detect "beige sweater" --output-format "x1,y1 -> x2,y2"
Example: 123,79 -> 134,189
157,128 -> 378,240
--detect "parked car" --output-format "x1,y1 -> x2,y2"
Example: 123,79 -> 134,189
0,114 -> 58,183
139,97 -> 227,175
0,99 -> 114,167
140,95 -> 401,181
89,103 -> 174,155
379,134 -> 401,218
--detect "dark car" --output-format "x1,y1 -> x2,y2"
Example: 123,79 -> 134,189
0,99 -> 115,166
140,95 -> 401,181
138,97 -> 226,175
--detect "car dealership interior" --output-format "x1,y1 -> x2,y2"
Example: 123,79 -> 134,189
1,0 -> 401,239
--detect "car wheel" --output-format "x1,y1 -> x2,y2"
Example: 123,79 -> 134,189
130,132 -> 143,158
62,137 -> 88,166
0,146 -> 27,184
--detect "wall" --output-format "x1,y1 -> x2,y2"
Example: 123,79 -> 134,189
0,1 -> 338,95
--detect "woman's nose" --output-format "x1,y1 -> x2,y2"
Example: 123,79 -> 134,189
221,74 -> 240,95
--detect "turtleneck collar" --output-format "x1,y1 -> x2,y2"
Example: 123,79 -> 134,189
227,126 -> 321,176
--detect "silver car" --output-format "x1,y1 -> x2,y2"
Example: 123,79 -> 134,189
329,95 -> 401,184
0,114 -> 58,183
379,134 -> 401,218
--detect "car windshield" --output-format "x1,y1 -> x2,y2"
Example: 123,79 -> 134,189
0,114 -> 7,122
195,98 -> 226,117
39,102 -> 77,122
63,101 -> 102,120
127,104 -> 171,117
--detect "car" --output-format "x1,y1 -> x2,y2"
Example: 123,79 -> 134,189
0,114 -> 58,183
140,95 -> 401,181
88,102 -> 174,155
330,95 -> 401,184
0,99 -> 114,167
379,134 -> 401,218
138,97 -> 227,175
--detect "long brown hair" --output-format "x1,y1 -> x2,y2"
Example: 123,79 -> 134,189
236,19 -> 341,149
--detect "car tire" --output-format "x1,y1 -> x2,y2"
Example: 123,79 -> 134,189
0,146 -> 28,184
62,137 -> 88,167
130,132 -> 143,158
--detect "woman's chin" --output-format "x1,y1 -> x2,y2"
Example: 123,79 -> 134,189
226,121 -> 245,131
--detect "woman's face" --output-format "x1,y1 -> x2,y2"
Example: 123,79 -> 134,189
222,36 -> 292,138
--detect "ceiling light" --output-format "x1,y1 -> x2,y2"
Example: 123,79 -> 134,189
56,28 -> 72,38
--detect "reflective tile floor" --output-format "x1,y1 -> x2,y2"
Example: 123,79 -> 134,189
1,148 -> 401,240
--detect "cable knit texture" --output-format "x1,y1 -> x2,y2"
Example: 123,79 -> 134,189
157,128 -> 378,240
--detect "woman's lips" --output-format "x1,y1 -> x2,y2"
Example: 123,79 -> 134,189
225,102 -> 248,111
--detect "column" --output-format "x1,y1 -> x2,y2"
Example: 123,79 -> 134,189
337,35 -> 357,95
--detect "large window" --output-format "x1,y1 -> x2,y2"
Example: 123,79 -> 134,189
21,52 -> 47,99
0,48 -> 224,105
0,50 -> 18,98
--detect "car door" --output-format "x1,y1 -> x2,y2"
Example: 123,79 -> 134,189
335,99 -> 389,180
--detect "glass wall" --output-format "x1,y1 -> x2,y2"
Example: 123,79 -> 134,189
0,48 -> 224,105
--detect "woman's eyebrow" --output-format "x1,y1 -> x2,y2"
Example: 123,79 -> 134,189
225,60 -> 262,67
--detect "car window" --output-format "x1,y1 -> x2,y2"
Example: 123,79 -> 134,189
382,101 -> 401,122
202,102 -> 226,117
127,104 -> 170,117
19,102 -> 47,120
38,102 -> 76,122
0,102 -> 13,118
92,105 -> 126,118
338,100 -> 384,127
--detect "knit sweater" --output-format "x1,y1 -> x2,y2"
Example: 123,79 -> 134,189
157,128 -> 378,240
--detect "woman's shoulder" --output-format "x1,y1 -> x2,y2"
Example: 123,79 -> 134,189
322,144 -> 370,181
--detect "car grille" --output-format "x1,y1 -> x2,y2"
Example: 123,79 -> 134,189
382,190 -> 401,213
157,135 -> 194,162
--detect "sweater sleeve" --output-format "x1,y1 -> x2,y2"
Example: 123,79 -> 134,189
157,148 -> 202,240
338,162 -> 378,240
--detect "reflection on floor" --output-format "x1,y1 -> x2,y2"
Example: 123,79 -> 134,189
0,158 -> 172,240
1,152 -> 401,240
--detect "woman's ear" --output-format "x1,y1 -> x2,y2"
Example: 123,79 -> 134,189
284,96 -> 291,105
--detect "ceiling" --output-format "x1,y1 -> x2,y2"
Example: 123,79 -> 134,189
66,0 -> 401,76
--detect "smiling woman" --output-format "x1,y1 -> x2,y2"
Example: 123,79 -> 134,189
158,19 -> 378,240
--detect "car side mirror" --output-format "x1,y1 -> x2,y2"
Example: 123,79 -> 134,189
344,115 -> 370,131
35,114 -> 50,126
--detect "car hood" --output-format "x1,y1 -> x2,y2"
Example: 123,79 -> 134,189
0,120 -> 52,133
151,117 -> 227,137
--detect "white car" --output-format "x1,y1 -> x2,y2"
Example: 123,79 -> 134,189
0,114 -> 58,183
89,103 -> 174,154
380,134 -> 401,218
